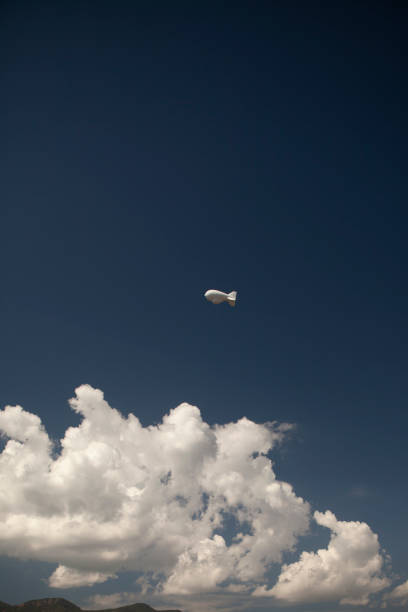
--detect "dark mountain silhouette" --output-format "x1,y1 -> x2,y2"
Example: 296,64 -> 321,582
0,600 -> 80,612
0,599 -> 181,612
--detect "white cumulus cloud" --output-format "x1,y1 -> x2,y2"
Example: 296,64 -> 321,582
254,509 -> 390,605
0,384 -> 391,608
0,385 -> 308,593
49,566 -> 117,588
383,579 -> 408,606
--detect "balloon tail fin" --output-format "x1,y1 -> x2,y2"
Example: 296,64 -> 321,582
227,291 -> 237,307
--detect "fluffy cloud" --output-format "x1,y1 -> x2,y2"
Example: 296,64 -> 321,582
49,566 -> 116,588
0,385 -> 308,593
0,385 -> 391,607
254,510 -> 390,605
383,579 -> 408,606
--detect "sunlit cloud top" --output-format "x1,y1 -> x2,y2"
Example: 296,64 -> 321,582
0,385 -> 396,609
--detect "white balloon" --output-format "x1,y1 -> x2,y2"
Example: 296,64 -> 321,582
204,289 -> 237,307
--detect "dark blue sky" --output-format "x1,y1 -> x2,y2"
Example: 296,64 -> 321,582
1,1 -> 407,610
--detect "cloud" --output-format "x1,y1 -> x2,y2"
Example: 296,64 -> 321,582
0,384 -> 390,608
383,579 -> 408,606
85,593 -> 139,610
48,566 -> 117,588
0,385 -> 308,593
254,510 -> 390,605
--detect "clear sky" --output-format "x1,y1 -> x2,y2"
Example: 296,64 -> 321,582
1,2 -> 407,612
